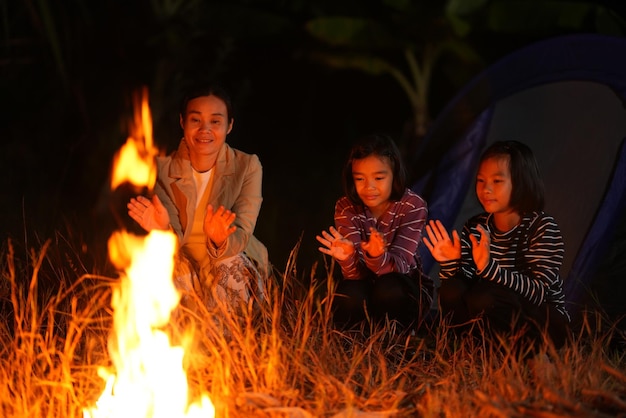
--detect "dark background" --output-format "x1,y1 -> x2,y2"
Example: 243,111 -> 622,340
2,0 -> 626,281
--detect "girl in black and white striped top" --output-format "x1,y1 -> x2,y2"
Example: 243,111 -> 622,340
423,140 -> 570,349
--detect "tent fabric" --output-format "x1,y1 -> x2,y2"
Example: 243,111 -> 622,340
412,34 -> 626,315
415,108 -> 494,235
566,138 -> 626,303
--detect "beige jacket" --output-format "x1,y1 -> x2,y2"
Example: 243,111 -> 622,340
154,139 -> 269,278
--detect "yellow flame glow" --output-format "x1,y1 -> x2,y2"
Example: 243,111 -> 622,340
110,87 -> 157,190
84,88 -> 214,418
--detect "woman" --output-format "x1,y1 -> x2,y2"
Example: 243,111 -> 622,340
128,83 -> 268,311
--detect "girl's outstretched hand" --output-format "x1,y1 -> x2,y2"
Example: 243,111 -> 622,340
361,227 -> 386,257
469,224 -> 490,272
316,226 -> 355,261
127,194 -> 170,232
422,219 -> 461,262
204,204 -> 237,247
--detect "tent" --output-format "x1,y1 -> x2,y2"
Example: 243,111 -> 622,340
412,33 -> 626,320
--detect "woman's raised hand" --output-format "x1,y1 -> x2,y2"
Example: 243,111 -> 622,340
204,204 -> 237,247
316,226 -> 355,261
127,194 -> 170,232
422,219 -> 461,262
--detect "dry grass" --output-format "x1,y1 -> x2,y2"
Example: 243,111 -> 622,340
1,234 -> 626,418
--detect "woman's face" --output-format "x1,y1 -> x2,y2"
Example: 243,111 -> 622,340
475,156 -> 514,215
180,94 -> 233,159
352,154 -> 393,217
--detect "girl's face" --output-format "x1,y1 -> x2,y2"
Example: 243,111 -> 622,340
476,156 -> 515,216
180,94 -> 233,159
352,154 -> 393,217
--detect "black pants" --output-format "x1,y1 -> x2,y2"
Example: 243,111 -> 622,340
332,272 -> 431,331
438,277 -> 570,349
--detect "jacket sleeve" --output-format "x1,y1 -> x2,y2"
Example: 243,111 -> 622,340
154,157 -> 184,242
207,153 -> 263,260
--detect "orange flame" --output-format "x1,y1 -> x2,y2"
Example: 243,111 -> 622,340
110,87 -> 157,190
84,88 -> 215,418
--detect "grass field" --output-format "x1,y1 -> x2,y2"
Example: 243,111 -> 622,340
1,230 -> 626,418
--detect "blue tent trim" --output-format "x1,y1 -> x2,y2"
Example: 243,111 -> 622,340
412,33 -> 626,311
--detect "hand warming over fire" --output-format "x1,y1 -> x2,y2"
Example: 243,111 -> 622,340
422,219 -> 461,262
469,224 -> 491,272
316,226 -> 355,261
361,227 -> 386,257
127,195 -> 170,231
204,204 -> 237,247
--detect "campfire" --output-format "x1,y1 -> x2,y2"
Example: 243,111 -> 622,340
83,88 -> 215,417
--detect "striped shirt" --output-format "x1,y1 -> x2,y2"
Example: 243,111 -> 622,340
334,188 -> 428,281
439,211 -> 569,320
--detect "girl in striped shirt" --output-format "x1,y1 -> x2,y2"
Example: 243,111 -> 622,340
423,140 -> 570,349
316,133 -> 433,333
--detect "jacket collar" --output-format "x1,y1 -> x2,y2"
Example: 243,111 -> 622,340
168,139 -> 233,179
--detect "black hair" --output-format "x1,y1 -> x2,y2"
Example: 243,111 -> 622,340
342,133 -> 407,206
179,83 -> 234,123
479,140 -> 545,213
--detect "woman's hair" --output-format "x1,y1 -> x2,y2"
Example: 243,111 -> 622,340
179,83 -> 234,123
479,140 -> 545,213
342,133 -> 407,205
